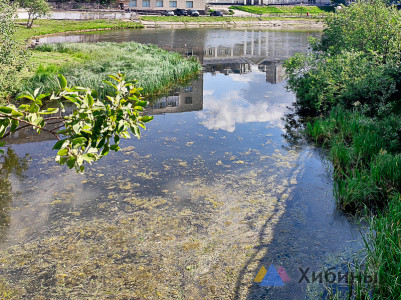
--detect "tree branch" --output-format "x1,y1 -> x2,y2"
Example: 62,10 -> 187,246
0,112 -> 61,140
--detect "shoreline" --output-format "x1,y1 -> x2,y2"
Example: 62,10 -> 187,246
141,19 -> 324,30
24,20 -> 323,44
20,18 -> 324,43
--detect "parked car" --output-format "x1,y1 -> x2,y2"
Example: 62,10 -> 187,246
163,10 -> 174,16
187,9 -> 200,17
210,11 -> 223,16
174,8 -> 188,16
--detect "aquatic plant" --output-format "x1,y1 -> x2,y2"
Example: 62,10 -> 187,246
305,106 -> 401,212
22,41 -> 201,98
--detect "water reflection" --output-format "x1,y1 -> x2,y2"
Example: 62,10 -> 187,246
0,29 -> 363,299
37,28 -> 317,85
198,68 -> 290,132
0,148 -> 30,242
147,74 -> 204,115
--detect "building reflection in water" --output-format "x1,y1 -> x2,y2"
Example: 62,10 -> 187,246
258,60 -> 286,84
146,73 -> 203,115
26,29 -> 318,130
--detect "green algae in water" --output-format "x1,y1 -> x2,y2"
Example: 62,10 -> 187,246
0,146 -> 302,299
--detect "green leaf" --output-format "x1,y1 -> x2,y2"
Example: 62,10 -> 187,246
0,106 -> 13,114
17,94 -> 35,101
107,74 -> 121,82
18,104 -> 30,111
0,141 -> 6,147
97,138 -> 106,149
58,74 -> 67,90
53,139 -> 67,150
36,93 -> 51,101
34,99 -> 43,106
72,123 -> 81,134
66,157 -> 76,169
63,95 -> 79,104
29,103 -> 40,113
82,153 -> 97,163
101,145 -> 109,157
140,115 -> 153,123
77,155 -> 83,166
72,137 -> 87,148
57,148 -> 68,156
10,119 -> 18,132
11,109 -> 23,117
120,131 -> 131,139
136,100 -> 148,107
55,155 -> 68,165
110,144 -> 120,151
39,107 -> 59,115
85,94 -> 94,108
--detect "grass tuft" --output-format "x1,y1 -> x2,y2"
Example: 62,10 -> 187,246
21,41 -> 201,97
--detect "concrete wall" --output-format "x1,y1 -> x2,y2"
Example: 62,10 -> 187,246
18,10 -> 135,20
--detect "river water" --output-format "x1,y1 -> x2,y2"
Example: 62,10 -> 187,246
0,29 -> 363,299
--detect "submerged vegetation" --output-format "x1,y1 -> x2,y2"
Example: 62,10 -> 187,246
285,0 -> 401,298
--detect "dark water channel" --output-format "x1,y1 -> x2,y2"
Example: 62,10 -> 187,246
0,29 -> 363,299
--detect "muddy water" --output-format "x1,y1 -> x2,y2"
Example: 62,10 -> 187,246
0,29 -> 362,299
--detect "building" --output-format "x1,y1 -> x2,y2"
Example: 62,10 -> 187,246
118,0 -> 206,13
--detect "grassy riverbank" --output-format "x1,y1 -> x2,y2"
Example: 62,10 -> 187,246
306,107 -> 401,212
16,19 -> 143,41
285,1 -> 401,298
22,41 -> 201,97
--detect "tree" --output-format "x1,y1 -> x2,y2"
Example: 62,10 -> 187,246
319,0 -> 401,60
0,73 -> 153,173
284,0 -> 401,115
18,0 -> 51,28
0,0 -> 28,100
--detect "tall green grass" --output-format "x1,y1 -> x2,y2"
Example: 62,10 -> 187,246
365,194 -> 401,298
21,42 -> 201,97
306,107 -> 401,299
306,106 -> 401,212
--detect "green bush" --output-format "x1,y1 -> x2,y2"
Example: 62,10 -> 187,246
285,0 -> 401,115
320,1 -> 401,58
285,51 -> 400,115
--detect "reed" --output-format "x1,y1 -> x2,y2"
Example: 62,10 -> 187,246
306,106 -> 401,212
306,106 -> 401,299
21,41 -> 201,97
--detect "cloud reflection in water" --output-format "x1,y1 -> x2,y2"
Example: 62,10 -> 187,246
197,72 -> 291,132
